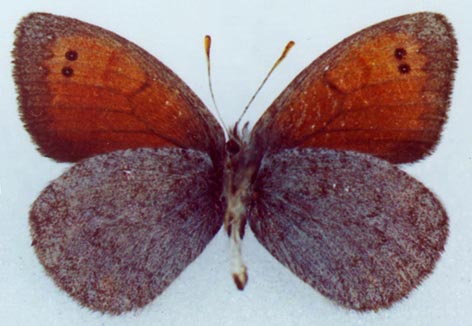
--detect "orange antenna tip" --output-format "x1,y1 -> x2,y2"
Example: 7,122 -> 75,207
204,35 -> 212,58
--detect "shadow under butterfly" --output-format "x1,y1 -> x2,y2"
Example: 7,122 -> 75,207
13,12 -> 457,314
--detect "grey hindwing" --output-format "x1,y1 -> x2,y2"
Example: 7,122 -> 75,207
249,148 -> 447,310
30,147 -> 223,314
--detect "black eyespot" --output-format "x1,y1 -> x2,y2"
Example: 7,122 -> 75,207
398,63 -> 411,74
61,67 -> 74,77
394,48 -> 407,60
65,50 -> 78,61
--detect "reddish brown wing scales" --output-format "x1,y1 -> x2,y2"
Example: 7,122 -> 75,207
13,13 -> 224,163
251,13 -> 457,164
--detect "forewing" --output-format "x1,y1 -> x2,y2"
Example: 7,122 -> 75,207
249,148 -> 448,310
30,148 -> 223,314
13,13 -> 224,163
251,12 -> 457,164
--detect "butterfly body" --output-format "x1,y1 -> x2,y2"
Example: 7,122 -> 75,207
13,12 -> 456,314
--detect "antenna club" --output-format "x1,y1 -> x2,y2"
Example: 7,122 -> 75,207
204,35 -> 212,57
286,40 -> 295,52
276,40 -> 296,65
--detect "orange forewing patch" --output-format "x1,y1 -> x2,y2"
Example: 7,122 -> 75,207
47,37 -> 145,94
324,33 -> 426,92
46,37 -> 204,153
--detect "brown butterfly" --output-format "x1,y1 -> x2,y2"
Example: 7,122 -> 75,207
13,12 -> 457,314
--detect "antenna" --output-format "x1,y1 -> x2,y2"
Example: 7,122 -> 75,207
204,35 -> 228,135
205,36 -> 295,135
235,40 -> 295,127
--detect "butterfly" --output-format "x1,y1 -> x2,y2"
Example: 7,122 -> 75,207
13,12 -> 457,314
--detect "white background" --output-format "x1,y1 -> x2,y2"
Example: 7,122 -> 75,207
1,1 -> 471,325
